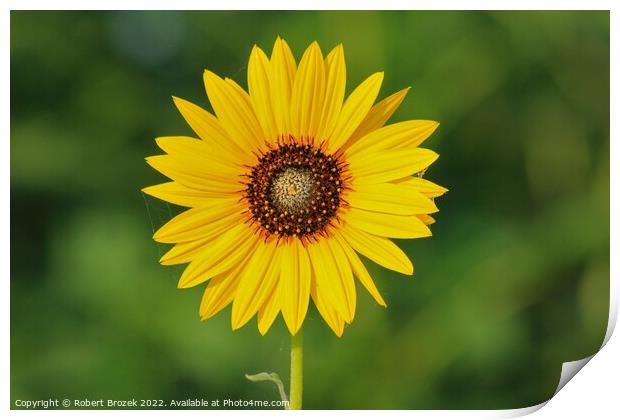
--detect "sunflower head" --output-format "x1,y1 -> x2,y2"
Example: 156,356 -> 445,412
143,37 -> 447,337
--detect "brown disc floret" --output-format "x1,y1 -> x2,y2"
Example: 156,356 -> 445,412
243,138 -> 347,239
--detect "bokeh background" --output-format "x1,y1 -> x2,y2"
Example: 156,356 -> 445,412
10,11 -> 610,409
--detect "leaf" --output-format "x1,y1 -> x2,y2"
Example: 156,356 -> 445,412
245,372 -> 289,404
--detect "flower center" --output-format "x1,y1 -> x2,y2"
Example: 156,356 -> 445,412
270,167 -> 315,215
243,141 -> 345,239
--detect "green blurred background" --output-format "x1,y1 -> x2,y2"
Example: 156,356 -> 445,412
10,11 -> 610,409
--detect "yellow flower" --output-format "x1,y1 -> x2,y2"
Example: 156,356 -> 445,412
143,37 -> 446,337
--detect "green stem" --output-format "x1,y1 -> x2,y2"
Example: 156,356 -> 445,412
289,329 -> 303,410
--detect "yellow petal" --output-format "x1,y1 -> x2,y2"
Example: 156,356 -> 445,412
145,155 -> 239,193
225,77 -> 271,149
310,275 -> 345,337
153,199 -> 244,243
290,42 -> 326,139
326,72 -> 383,154
269,37 -> 297,138
199,279 -> 236,320
199,251 -> 253,320
307,240 -> 353,323
346,182 -> 439,215
257,280 -> 281,335
340,223 -> 413,275
347,148 -> 439,184
344,87 -> 410,147
280,239 -> 311,335
345,207 -> 432,239
418,214 -> 436,225
178,224 -> 258,288
324,237 -> 356,324
142,182 -> 232,207
156,135 -> 211,154
345,120 -> 439,157
171,96 -> 250,162
203,70 -> 263,151
159,237 -> 211,266
155,136 -> 242,177
231,239 -> 280,330
395,176 -> 448,198
248,46 -> 278,143
316,44 -> 346,142
334,231 -> 386,307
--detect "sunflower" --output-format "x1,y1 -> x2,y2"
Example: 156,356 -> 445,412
143,37 -> 446,337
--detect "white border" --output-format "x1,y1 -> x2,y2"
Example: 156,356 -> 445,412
4,2 -> 616,419
2,1 -> 616,11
